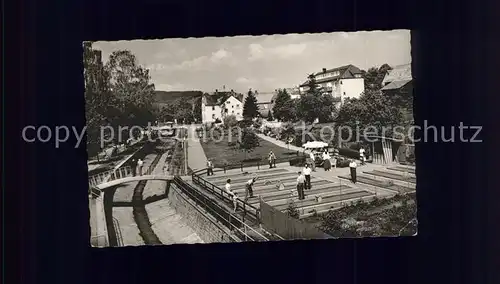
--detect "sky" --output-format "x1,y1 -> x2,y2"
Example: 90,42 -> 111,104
93,30 -> 411,94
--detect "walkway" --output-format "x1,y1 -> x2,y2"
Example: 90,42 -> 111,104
186,125 -> 208,171
256,133 -> 311,154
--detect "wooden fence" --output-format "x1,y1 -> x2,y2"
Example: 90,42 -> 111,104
259,199 -> 332,240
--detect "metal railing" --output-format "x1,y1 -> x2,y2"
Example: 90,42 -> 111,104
191,171 -> 260,223
173,177 -> 270,242
88,156 -> 163,188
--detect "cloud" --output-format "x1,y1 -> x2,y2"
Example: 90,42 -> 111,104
248,43 -> 307,61
149,48 -> 235,73
236,77 -> 255,84
210,48 -> 231,62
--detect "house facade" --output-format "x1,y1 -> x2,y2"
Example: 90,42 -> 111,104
381,63 -> 413,121
299,64 -> 365,106
201,92 -> 244,124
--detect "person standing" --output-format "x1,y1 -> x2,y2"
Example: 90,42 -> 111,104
309,151 -> 316,172
349,159 -> 358,183
322,150 -> 331,171
225,179 -> 232,195
332,148 -> 339,169
206,159 -> 214,176
244,177 -> 257,202
303,164 -> 312,190
296,172 -> 305,200
137,159 -> 144,176
268,151 -> 276,168
131,159 -> 137,176
231,192 -> 239,213
359,146 -> 366,165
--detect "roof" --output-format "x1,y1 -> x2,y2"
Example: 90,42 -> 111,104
382,64 -> 412,86
381,79 -> 412,91
154,90 -> 203,103
300,64 -> 363,87
203,92 -> 243,106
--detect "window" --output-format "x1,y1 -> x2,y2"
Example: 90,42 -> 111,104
226,101 -> 230,104
212,114 -> 215,118
225,109 -> 228,113
340,81 -> 343,85
212,106 -> 215,110
236,104 -> 240,108
232,110 -> 235,114
343,92 -> 346,95
236,112 -> 240,115
232,105 -> 234,108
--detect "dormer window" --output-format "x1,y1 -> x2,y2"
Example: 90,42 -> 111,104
226,101 -> 230,104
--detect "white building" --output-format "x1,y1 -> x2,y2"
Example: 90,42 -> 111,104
299,64 -> 365,107
201,92 -> 244,124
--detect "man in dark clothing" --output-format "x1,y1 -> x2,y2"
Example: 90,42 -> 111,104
296,172 -> 305,200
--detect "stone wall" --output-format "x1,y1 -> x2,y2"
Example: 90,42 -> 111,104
167,183 -> 238,243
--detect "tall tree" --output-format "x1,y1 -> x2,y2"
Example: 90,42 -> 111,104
243,89 -> 259,119
105,50 -> 156,129
336,90 -> 404,140
235,128 -> 260,159
83,42 -> 112,158
272,89 -> 294,121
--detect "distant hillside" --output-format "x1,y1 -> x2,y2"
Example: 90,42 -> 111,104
154,90 -> 203,104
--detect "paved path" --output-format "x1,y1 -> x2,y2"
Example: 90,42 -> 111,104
256,133 -> 311,154
186,125 -> 208,171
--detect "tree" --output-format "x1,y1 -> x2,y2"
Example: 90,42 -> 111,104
193,96 -> 202,123
83,42 -> 113,159
223,115 -> 238,128
280,123 -> 296,150
335,90 -> 404,141
235,128 -> 260,159
105,50 -> 156,130
267,110 -> 274,121
361,64 -> 392,91
296,75 -> 336,123
272,89 -> 295,121
243,89 -> 259,119
286,200 -> 300,219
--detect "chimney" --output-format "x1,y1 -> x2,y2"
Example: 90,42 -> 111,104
322,68 -> 327,73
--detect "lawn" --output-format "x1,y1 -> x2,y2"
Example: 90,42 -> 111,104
200,134 -> 300,167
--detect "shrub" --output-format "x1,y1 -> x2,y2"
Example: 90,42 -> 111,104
286,200 -> 300,219
337,148 -> 360,159
289,156 -> 306,167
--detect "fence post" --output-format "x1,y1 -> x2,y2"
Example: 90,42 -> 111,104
224,166 -> 226,174
257,162 -> 260,170
240,163 -> 243,172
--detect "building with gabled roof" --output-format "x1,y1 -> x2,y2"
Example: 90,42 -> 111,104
201,90 -> 244,124
299,64 -> 365,106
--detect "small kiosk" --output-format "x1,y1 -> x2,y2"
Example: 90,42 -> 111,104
363,135 -> 405,165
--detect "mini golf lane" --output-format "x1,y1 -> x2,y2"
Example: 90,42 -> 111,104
339,175 -> 415,193
272,190 -> 372,211
204,168 -> 288,180
387,166 -> 416,174
364,170 -> 416,183
210,171 -> 298,185
247,184 -> 354,205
